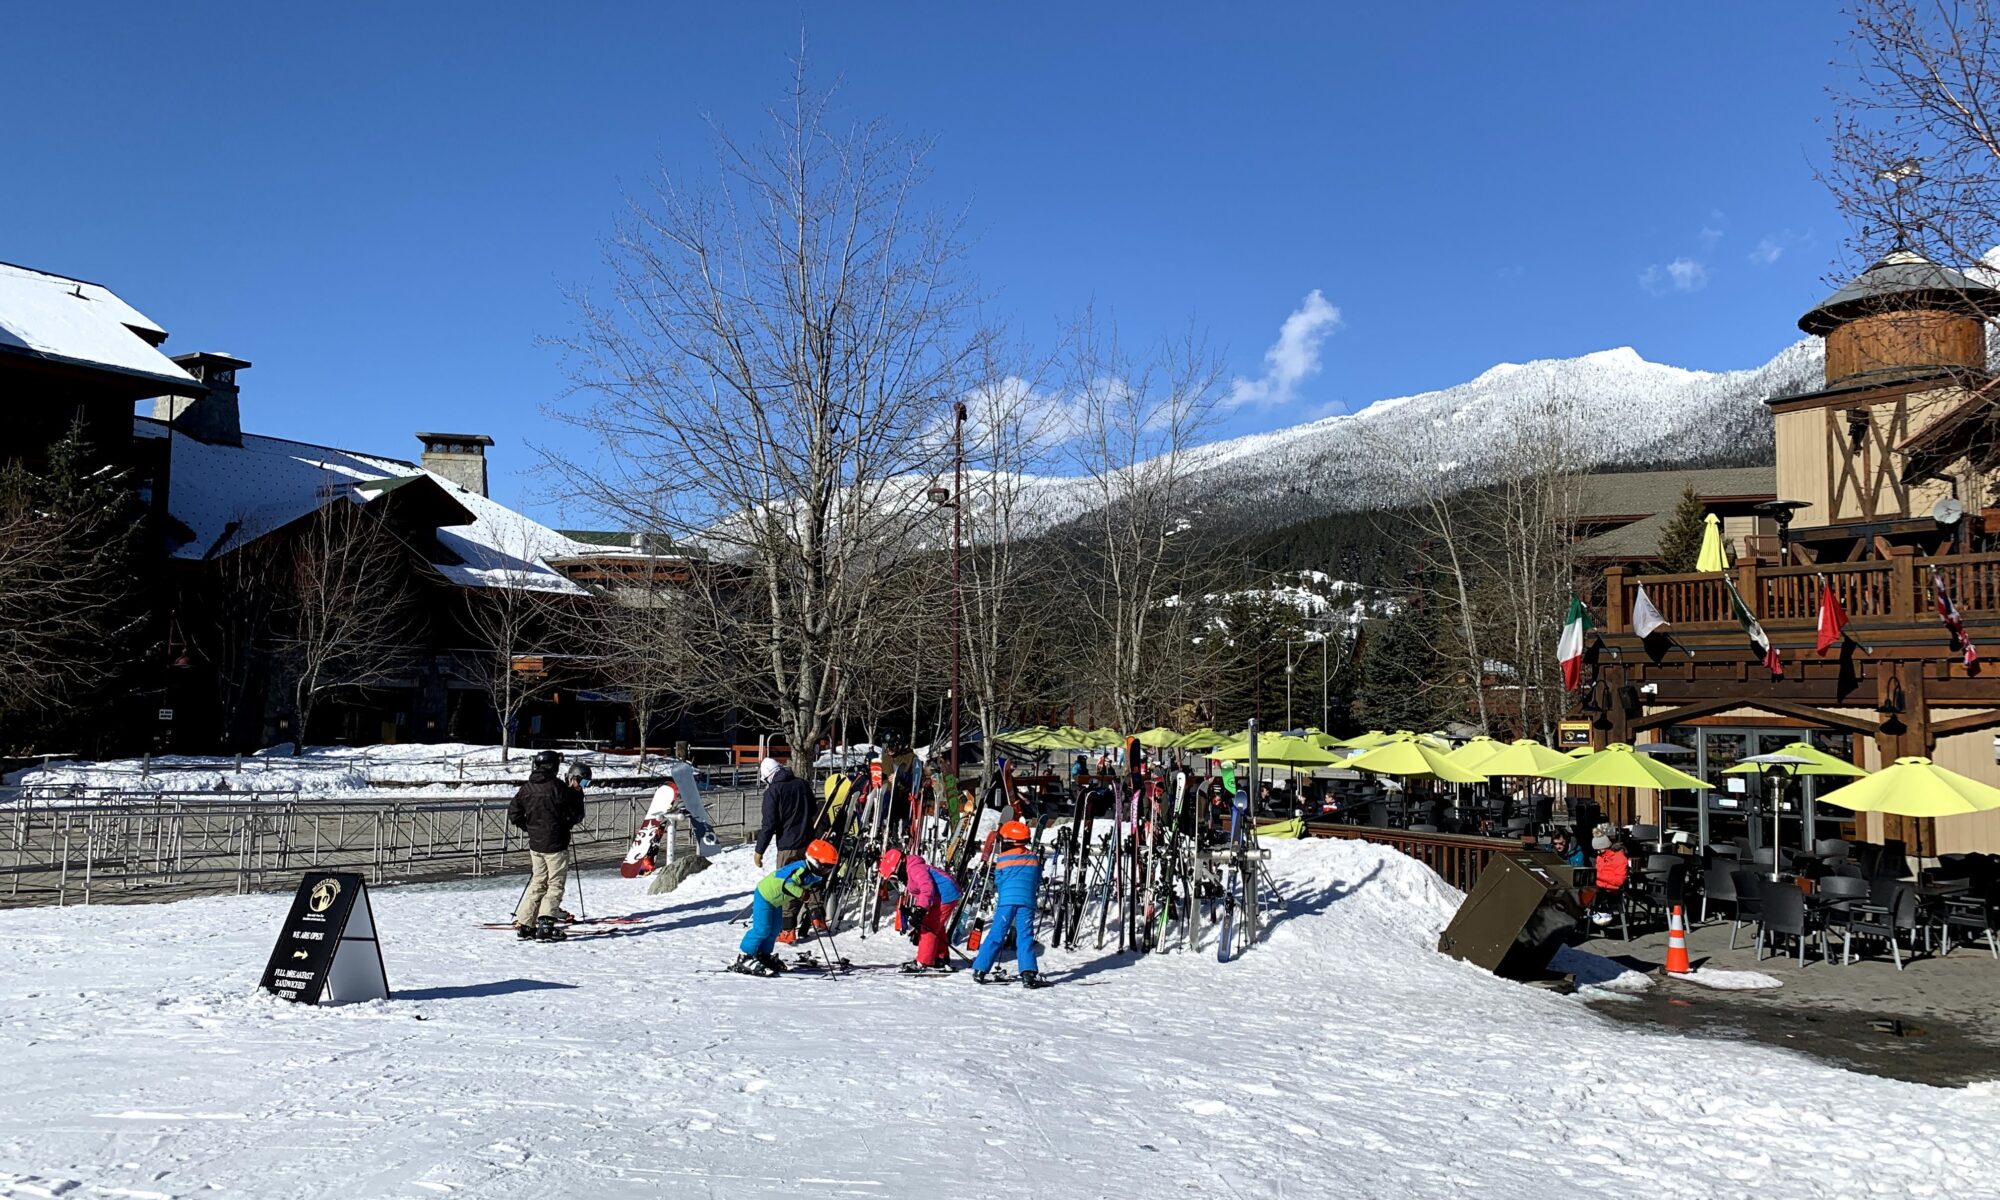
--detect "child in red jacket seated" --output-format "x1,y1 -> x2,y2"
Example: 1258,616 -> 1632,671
1588,833 -> 1630,927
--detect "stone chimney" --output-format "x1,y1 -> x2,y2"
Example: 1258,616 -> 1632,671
153,352 -> 249,445
416,432 -> 493,496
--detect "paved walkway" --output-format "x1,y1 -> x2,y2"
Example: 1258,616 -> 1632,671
1579,912 -> 2000,1086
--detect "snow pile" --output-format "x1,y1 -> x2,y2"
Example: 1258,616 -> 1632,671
2,838 -> 1997,1198
1679,967 -> 1786,991
5,743 -> 685,802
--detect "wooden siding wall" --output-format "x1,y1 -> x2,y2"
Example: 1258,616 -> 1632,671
1775,407 -> 1826,525
1824,310 -> 1985,384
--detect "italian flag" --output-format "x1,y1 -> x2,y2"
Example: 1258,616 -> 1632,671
1558,596 -> 1590,689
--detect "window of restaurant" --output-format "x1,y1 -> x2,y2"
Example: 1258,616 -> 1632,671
1662,724 -> 1860,851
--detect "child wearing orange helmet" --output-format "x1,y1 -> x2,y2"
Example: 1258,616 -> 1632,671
731,839 -> 838,976
972,820 -> 1047,987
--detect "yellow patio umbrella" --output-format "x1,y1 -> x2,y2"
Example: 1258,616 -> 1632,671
1133,727 -> 1182,748
1305,731 -> 1348,750
1041,726 -> 1097,751
1476,739 -> 1578,779
1551,743 -> 1712,791
1566,744 -> 1594,758
1087,727 -> 1125,747
1343,733 -> 1487,784
1696,512 -> 1731,572
1208,733 -> 1340,768
995,726 -> 1058,750
1719,742 -> 1866,779
1816,756 -> 2000,817
1445,735 -> 1507,773
1173,727 -> 1225,751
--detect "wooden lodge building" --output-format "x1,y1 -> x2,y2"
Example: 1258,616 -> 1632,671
1592,249 -> 2000,855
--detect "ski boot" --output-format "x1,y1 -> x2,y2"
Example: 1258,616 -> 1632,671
729,954 -> 775,977
973,970 -> 991,985
776,929 -> 797,946
1019,970 -> 1049,990
515,923 -> 536,941
756,952 -> 790,974
535,916 -> 567,942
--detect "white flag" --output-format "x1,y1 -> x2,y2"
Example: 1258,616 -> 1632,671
1632,584 -> 1669,641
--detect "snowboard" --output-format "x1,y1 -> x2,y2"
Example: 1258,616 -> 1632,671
620,762 -> 723,877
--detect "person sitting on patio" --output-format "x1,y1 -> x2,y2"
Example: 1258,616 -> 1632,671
1551,831 -> 1585,869
1588,833 -> 1629,927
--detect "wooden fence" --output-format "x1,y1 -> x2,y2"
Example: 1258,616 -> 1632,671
1302,822 -> 1519,892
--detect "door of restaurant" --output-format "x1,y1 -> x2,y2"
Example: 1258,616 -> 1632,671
1657,726 -> 1856,851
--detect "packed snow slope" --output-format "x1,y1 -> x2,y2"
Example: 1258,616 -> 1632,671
4,840 -> 1997,1199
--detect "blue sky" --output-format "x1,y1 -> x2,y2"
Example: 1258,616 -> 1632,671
5,3 -> 1852,519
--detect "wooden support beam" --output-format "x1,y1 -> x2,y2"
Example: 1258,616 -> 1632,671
1929,709 -> 2000,740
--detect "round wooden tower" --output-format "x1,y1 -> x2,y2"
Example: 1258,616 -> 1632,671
1799,248 -> 2000,387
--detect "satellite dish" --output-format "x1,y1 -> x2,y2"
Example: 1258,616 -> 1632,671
1934,497 -> 1966,526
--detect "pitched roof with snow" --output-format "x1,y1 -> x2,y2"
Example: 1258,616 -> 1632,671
0,262 -> 201,392
136,417 -> 591,594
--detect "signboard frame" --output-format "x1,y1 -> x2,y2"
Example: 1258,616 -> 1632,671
258,871 -> 391,1006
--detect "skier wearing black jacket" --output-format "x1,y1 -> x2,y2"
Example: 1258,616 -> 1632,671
753,756 -> 816,941
509,750 -> 586,940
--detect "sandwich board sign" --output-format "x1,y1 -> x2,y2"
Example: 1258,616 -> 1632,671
258,871 -> 391,1005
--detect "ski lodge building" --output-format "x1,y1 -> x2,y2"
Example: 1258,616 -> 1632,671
0,259 -> 687,755
1592,250 -> 2000,854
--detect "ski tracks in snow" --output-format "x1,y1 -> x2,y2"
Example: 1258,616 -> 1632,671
2,843 -> 2000,1197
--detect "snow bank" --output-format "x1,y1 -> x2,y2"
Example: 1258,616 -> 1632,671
1679,967 -> 1786,991
5,743 -> 691,803
1,838 -> 1996,1198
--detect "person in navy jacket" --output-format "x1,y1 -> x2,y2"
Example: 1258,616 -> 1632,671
972,821 -> 1047,988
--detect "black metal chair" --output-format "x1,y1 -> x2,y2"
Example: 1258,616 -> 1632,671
1814,837 -> 1852,864
1939,888 -> 2000,958
1630,860 -> 1685,933
1729,869 -> 1766,951
1843,883 -> 1920,970
1701,864 -> 1737,924
1759,884 -> 1823,966
1832,862 -> 1864,880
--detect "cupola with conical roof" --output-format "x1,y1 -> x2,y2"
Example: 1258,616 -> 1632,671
1800,248 -> 2000,387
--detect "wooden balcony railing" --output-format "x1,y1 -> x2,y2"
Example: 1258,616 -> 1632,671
1605,547 -> 2000,632
1301,822 -> 1520,892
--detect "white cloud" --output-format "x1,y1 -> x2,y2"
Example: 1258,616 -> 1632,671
1749,229 -> 1805,267
1639,258 -> 1709,295
1224,289 -> 1341,411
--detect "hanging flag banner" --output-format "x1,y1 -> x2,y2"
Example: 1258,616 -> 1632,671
1629,584 -> 1691,662
1557,596 -> 1591,689
1931,566 -> 1980,667
258,871 -> 391,1006
1815,576 -> 1850,656
1723,576 -> 1783,678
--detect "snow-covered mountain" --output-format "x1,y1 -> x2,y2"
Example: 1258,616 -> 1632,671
1031,338 -> 1822,535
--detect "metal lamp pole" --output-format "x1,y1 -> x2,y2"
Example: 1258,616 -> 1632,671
951,401 -> 966,786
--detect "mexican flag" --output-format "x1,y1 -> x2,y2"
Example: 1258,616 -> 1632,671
1558,596 -> 1590,689
1724,577 -> 1783,678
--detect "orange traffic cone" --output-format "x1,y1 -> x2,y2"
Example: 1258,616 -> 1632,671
1665,904 -> 1691,975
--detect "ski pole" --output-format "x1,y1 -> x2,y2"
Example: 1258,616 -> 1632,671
568,844 -> 587,921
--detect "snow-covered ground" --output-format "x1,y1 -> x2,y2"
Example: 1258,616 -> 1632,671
4,839 -> 1996,1199
4,744 -> 686,803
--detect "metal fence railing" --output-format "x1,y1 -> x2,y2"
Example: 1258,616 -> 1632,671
0,786 -> 763,910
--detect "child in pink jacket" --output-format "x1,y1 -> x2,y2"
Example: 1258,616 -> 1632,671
879,847 -> 961,971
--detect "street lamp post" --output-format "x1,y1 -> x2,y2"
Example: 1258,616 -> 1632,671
1285,637 -> 1295,731
951,402 -> 966,787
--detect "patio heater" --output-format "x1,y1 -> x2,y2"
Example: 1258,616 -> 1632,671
1753,499 -> 1812,565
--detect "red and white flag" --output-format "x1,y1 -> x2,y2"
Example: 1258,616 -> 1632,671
1932,567 -> 1980,667
1815,578 -> 1850,656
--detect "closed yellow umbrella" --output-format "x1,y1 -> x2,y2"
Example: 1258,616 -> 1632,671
1551,743 -> 1711,791
1344,733 -> 1487,784
1697,512 -> 1731,572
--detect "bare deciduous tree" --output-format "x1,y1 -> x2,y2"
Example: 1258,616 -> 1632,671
1064,318 -> 1225,732
1825,0 -> 2000,270
547,71 -> 980,758
461,538 -> 571,763
282,496 -> 417,754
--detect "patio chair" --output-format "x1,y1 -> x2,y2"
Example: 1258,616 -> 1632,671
1832,862 -> 1865,880
1939,885 -> 2000,959
1630,860 -> 1685,932
1759,884 -> 1823,966
1814,838 -> 1852,864
1877,840 -> 1911,880
1503,817 -> 1531,839
1646,853 -> 1681,874
1751,846 -> 1777,871
1629,823 -> 1661,847
1729,869 -> 1766,951
1842,883 -> 1920,969
1701,864 -> 1737,924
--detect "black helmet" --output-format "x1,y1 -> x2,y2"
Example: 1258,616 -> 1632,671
532,750 -> 562,773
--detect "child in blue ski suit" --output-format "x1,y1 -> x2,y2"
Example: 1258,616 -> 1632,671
733,839 -> 837,976
972,821 -> 1047,988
